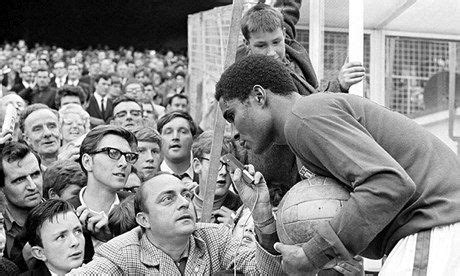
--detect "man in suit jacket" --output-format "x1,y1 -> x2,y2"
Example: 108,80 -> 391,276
79,60 -> 99,94
11,65 -> 35,93
18,69 -> 57,109
66,63 -> 91,100
86,74 -> 113,122
49,61 -> 67,89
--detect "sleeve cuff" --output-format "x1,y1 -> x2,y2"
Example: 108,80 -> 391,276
254,226 -> 280,255
301,222 -> 353,270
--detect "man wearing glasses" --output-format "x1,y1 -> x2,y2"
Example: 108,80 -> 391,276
68,125 -> 138,248
191,131 -> 242,226
111,95 -> 144,131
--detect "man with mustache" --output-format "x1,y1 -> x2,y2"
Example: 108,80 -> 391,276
70,173 -> 282,274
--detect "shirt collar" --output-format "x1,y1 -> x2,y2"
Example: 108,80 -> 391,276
160,161 -> 194,179
78,186 -> 120,215
22,81 -> 34,89
68,79 -> 79,86
3,206 -> 19,232
93,92 -> 108,103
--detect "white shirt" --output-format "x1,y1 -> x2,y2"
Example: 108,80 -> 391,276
22,80 -> 35,89
79,186 -> 119,249
160,160 -> 195,183
93,92 -> 109,111
78,186 -> 120,216
68,79 -> 79,86
55,76 -> 67,88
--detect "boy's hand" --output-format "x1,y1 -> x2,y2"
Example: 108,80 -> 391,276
0,130 -> 13,145
212,206 -> 236,228
338,61 -> 366,91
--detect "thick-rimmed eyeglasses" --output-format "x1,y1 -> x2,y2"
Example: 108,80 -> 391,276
201,157 -> 227,170
89,147 -> 139,164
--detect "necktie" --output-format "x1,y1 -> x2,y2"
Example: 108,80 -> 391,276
100,98 -> 105,117
173,173 -> 189,180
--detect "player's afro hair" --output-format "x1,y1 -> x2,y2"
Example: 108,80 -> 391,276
215,54 -> 296,102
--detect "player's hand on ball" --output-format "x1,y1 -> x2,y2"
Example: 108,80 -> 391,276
231,165 -> 272,228
274,242 -> 317,275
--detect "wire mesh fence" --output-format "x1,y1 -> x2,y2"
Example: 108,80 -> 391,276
385,37 -> 460,116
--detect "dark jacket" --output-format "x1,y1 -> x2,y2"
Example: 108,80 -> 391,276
86,95 -> 113,122
19,261 -> 50,276
18,86 -> 57,109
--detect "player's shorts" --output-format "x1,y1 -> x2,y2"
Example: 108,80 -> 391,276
379,221 -> 460,276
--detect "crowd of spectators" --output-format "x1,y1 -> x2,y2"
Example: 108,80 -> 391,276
1,39 -> 189,124
0,40 -> 262,275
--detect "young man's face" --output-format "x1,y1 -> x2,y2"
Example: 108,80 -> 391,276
219,97 -> 274,154
23,109 -> 61,157
112,101 -> 143,131
32,211 -> 85,275
137,174 -> 196,240
53,62 -> 67,78
21,66 -> 35,83
83,134 -> 135,191
134,141 -> 162,181
167,97 -> 188,113
193,154 -> 231,197
35,71 -> 50,88
142,103 -> 155,120
161,117 -> 193,164
2,153 -> 43,209
67,65 -> 81,80
246,28 -> 286,62
95,78 -> 111,97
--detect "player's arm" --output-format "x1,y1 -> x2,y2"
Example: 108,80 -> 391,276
284,105 -> 416,271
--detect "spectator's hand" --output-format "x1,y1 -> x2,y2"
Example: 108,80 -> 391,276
231,165 -> 272,232
212,206 -> 236,228
338,61 -> 366,91
274,243 -> 317,275
58,143 -> 80,161
0,129 -> 13,145
76,205 -> 112,242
